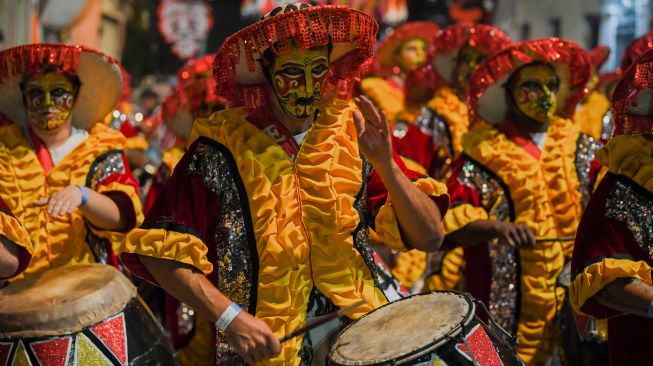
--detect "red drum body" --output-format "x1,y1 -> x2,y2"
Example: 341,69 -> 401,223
328,291 -> 524,366
0,264 -> 177,366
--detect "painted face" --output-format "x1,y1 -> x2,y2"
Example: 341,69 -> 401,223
395,38 -> 427,73
453,44 -> 488,93
23,72 -> 76,130
510,64 -> 559,124
270,45 -> 330,119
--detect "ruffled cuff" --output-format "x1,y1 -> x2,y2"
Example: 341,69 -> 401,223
120,227 -> 213,284
0,210 -> 32,279
92,181 -> 144,252
570,257 -> 653,317
442,203 -> 488,235
374,177 -> 448,251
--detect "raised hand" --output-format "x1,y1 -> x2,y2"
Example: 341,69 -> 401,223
353,96 -> 394,172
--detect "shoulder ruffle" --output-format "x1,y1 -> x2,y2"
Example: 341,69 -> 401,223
162,145 -> 186,174
596,134 -> 653,193
442,203 -> 489,235
360,77 -> 405,122
427,87 -> 469,156
574,91 -> 611,140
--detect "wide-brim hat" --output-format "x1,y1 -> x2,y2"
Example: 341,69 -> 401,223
468,38 -> 590,126
0,43 -> 122,130
213,3 -> 378,108
376,21 -> 440,73
611,48 -> 653,136
162,54 -> 226,139
621,32 -> 653,71
587,44 -> 610,71
432,23 -> 512,85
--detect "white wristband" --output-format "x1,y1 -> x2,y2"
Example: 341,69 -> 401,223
216,302 -> 242,332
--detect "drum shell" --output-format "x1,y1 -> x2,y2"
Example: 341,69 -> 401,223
0,295 -> 177,366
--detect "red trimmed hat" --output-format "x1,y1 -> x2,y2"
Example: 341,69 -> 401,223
376,21 -> 440,73
611,48 -> 653,136
587,44 -> 610,71
468,38 -> 590,126
213,3 -> 378,109
621,32 -> 653,71
0,43 -> 122,130
432,23 -> 512,85
162,54 -> 227,139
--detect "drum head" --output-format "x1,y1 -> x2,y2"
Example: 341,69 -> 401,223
0,263 -> 136,337
329,291 -> 474,366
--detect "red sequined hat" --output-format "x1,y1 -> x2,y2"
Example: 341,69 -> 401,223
587,44 -> 610,70
621,31 -> 653,71
376,21 -> 440,73
468,38 -> 590,126
213,3 -> 378,109
0,43 -> 122,130
162,54 -> 227,139
432,23 -> 512,85
611,48 -> 653,136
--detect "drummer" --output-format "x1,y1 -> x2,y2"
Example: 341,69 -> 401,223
120,3 -> 448,365
0,197 -> 32,280
441,39 -> 601,365
0,44 -> 143,280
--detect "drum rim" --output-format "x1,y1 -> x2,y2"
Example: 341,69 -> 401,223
327,290 -> 476,366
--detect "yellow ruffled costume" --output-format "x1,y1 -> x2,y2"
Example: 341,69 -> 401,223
123,101 -> 447,365
573,91 -> 611,140
0,207 -> 33,260
570,134 -> 653,314
444,118 -> 584,365
0,123 -> 143,280
391,87 -> 468,291
359,77 -> 405,122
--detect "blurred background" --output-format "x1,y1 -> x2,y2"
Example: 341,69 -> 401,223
1,0 -> 648,95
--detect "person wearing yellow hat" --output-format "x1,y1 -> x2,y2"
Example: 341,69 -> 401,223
0,44 -> 143,280
120,3 -> 448,365
570,48 -> 653,366
442,39 -> 602,365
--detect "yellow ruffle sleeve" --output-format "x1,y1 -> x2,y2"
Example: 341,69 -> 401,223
360,77 -> 405,122
124,136 -> 149,151
0,210 -> 32,256
427,87 -> 469,157
596,134 -> 653,192
92,180 -> 144,253
121,228 -> 213,275
442,203 -> 489,235
374,176 -> 449,251
574,91 -> 611,140
570,258 -> 653,316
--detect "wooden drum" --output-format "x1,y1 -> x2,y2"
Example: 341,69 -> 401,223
0,264 -> 177,365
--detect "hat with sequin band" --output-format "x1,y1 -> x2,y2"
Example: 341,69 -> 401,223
162,54 -> 227,139
432,23 -> 512,85
621,32 -> 653,71
610,49 -> 653,136
0,43 -> 122,130
213,3 -> 378,108
375,21 -> 439,74
468,38 -> 590,126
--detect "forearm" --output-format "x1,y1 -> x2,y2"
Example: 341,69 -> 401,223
375,161 -> 443,252
81,190 -> 130,231
139,255 -> 232,323
446,220 -> 498,248
595,277 -> 653,318
0,236 -> 19,278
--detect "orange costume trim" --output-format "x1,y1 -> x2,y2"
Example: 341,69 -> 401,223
0,123 -> 143,280
122,101 -> 447,365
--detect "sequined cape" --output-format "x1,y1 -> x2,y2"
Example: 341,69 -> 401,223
0,123 -> 142,280
442,118 -> 601,366
0,196 -> 32,280
120,101 -> 448,366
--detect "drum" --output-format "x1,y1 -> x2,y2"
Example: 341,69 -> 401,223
0,264 -> 177,365
328,291 -> 523,366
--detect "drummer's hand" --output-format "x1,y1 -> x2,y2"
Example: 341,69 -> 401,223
492,222 -> 535,248
33,185 -> 83,217
225,311 -> 281,364
353,96 -> 394,172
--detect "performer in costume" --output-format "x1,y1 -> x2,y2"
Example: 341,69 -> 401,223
442,38 -> 601,365
0,197 -> 32,280
390,23 -> 511,292
573,45 -> 611,141
359,21 -> 439,123
0,44 -> 143,279
570,48 -> 653,366
120,4 -> 448,365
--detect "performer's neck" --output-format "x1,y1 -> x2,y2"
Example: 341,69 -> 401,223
29,120 -> 74,150
506,109 -> 549,134
269,94 -> 315,135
